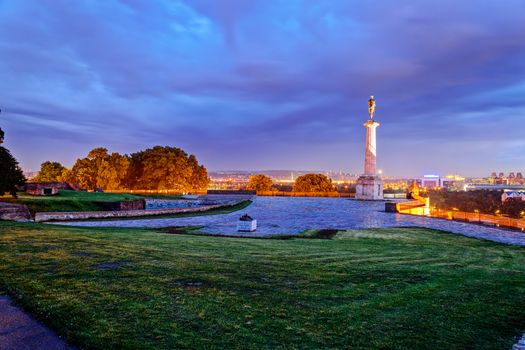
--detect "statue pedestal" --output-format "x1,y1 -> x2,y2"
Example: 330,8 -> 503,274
355,175 -> 384,200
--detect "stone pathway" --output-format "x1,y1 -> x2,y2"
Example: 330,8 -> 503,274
0,296 -> 73,350
53,197 -> 525,246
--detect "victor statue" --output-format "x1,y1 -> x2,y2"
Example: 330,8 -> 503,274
368,95 -> 376,120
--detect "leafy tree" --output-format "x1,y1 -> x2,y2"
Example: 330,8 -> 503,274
501,198 -> 525,218
127,146 -> 208,191
71,157 -> 97,190
53,145 -> 209,192
58,168 -> 74,183
96,152 -> 130,190
186,155 -> 210,192
34,161 -> 66,182
293,174 -> 334,192
0,146 -> 26,197
247,174 -> 274,192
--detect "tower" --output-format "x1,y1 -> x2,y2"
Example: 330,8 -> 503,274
355,96 -> 384,200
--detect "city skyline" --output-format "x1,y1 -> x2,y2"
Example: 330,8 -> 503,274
1,0 -> 524,176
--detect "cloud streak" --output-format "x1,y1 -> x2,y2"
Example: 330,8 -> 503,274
0,0 -> 524,176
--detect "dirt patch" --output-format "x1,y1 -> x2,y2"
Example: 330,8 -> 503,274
158,227 -> 189,234
314,229 -> 339,239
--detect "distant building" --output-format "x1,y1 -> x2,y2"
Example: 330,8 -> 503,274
419,175 -> 440,188
501,191 -> 525,202
418,174 -> 465,190
489,171 -> 525,185
25,182 -> 73,196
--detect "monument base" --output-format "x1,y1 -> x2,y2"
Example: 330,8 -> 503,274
355,175 -> 384,200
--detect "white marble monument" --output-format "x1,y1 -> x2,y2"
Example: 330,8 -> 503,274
355,96 -> 384,200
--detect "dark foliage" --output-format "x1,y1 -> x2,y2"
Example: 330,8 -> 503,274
428,190 -> 525,218
0,146 -> 26,197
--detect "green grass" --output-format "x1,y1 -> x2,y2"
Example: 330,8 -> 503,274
0,190 -> 140,213
1,222 -> 525,349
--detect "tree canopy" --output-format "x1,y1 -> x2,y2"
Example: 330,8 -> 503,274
61,146 -> 209,192
127,146 -> 208,191
34,161 -> 66,182
0,146 -> 26,197
293,174 -> 334,193
246,174 -> 274,192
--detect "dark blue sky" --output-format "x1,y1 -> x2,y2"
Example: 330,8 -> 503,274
1,0 -> 524,177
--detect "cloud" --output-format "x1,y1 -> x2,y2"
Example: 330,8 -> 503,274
0,0 -> 524,176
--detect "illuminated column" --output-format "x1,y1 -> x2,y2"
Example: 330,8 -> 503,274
363,120 -> 380,175
355,97 -> 383,201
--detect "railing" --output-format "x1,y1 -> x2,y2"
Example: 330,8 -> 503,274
257,191 -> 355,198
397,205 -> 525,231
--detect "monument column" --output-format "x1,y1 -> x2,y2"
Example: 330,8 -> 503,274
356,96 -> 384,200
363,119 -> 380,175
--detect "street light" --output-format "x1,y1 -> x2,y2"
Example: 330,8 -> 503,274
474,209 -> 480,223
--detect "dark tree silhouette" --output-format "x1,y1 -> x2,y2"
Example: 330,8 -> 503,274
0,146 -> 26,197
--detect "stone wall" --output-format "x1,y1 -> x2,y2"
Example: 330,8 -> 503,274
25,182 -> 72,196
34,201 -> 244,222
0,203 -> 32,221
93,199 -> 145,211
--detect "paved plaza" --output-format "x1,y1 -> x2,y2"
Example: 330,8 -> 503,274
54,197 -> 525,246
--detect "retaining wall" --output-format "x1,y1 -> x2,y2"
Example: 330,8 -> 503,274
257,191 -> 354,198
34,201 -> 244,222
0,203 -> 32,221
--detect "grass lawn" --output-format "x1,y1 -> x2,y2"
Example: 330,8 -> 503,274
0,190 -> 140,213
1,222 -> 525,349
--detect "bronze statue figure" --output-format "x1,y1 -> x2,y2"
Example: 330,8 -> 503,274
368,95 -> 376,120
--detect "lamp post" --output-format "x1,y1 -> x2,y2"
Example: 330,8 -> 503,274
495,210 -> 501,227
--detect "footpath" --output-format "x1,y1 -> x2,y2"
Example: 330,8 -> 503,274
0,296 -> 73,350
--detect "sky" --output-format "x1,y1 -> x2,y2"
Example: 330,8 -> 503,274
0,0 -> 524,177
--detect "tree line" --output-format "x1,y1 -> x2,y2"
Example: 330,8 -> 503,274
34,146 -> 209,192
427,189 -> 525,219
247,173 -> 335,193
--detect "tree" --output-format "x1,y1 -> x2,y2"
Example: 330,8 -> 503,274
187,154 -> 210,192
247,174 -> 274,192
71,157 -> 97,190
57,145 -> 209,192
34,161 -> 66,182
0,146 -> 26,197
96,152 -> 130,190
293,174 -> 334,192
127,146 -> 209,191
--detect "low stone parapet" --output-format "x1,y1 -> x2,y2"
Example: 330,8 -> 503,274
34,201 -> 244,222
0,203 -> 32,221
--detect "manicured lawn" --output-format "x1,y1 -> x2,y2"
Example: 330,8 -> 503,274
1,222 -> 525,349
0,190 -> 140,213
